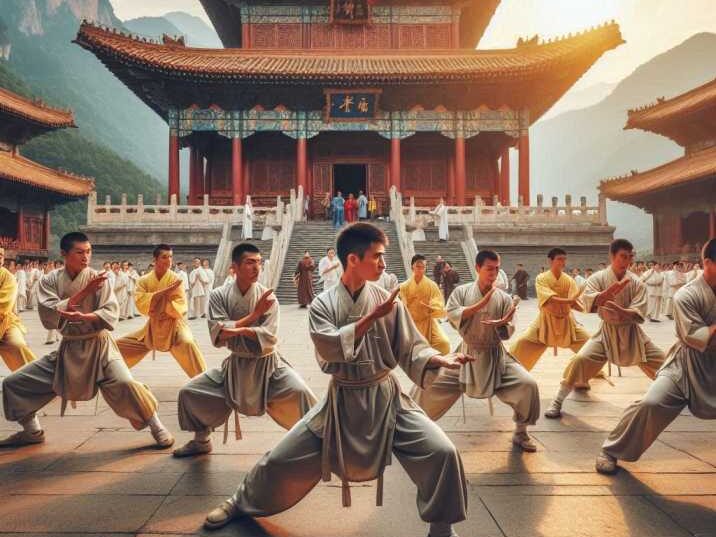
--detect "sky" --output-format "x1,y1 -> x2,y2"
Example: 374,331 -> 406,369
109,0 -> 716,91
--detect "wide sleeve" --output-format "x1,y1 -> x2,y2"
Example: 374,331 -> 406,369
673,288 -> 711,352
166,283 -> 188,319
92,274 -> 119,331
429,282 -> 447,319
392,301 -> 441,388
309,295 -> 364,363
535,273 -> 557,308
249,298 -> 279,355
446,286 -> 467,329
625,280 -> 647,323
0,271 -> 17,317
38,272 -> 70,330
496,292 -> 515,340
581,273 -> 603,313
133,276 -> 154,316
208,288 -> 231,348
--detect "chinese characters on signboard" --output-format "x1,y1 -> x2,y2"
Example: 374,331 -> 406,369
324,89 -> 381,121
330,0 -> 371,24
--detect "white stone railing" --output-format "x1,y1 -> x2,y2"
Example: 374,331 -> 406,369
389,186 -> 415,277
403,193 -> 608,228
266,186 -> 302,290
85,192 -> 280,226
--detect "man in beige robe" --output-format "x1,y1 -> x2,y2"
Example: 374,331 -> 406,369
642,261 -> 664,322
189,257 -> 209,319
412,249 -> 540,452
510,247 -> 589,371
596,239 -> 716,473
112,261 -> 129,321
174,242 -> 316,456
0,232 -> 173,448
203,223 -> 471,537
545,239 -> 666,419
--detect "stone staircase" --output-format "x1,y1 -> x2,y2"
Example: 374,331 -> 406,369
275,220 -> 407,305
411,228 -> 473,285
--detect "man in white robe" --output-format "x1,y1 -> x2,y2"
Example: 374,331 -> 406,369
14,264 -> 27,312
176,261 -> 190,317
189,258 -> 209,319
641,261 -> 664,322
544,239 -> 666,418
174,242 -> 316,457
202,258 -> 215,315
242,198 -> 253,240
203,223 -> 471,537
318,247 -> 343,291
0,232 -> 173,448
411,249 -> 540,452
431,198 -> 449,241
125,261 -> 140,318
663,261 -> 686,319
596,239 -> 716,474
112,262 -> 130,321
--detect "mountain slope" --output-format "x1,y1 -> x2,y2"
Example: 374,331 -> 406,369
123,17 -> 184,41
531,32 -> 716,250
163,11 -> 222,48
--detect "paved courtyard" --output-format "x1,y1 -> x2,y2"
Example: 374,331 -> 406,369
0,297 -> 714,537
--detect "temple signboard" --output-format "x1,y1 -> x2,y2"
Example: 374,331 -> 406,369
324,89 -> 381,122
330,0 -> 371,24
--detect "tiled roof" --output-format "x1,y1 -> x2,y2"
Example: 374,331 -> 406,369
0,87 -> 76,129
626,77 -> 716,132
0,151 -> 94,197
600,145 -> 716,200
74,20 -> 623,84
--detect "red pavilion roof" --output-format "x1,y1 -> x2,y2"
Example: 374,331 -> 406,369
0,87 -> 76,129
0,151 -> 94,198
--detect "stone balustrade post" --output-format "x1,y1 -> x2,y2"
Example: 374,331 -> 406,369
599,194 -> 608,225
105,194 -> 111,206
120,193 -> 128,222
137,194 -> 144,220
536,193 -> 543,207
87,191 -> 97,225
169,194 -> 178,219
156,193 -> 162,205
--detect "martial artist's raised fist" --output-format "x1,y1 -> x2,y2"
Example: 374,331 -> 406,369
254,289 -> 276,317
428,352 -> 474,370
371,287 -> 400,320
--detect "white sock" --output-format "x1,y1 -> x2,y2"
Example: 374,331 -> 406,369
147,413 -> 165,433
21,416 -> 42,433
429,522 -> 454,537
514,422 -> 527,434
553,383 -> 572,405
194,429 -> 211,442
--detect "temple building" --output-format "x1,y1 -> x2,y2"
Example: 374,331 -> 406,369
600,77 -> 716,260
75,0 -> 623,214
0,87 -> 94,260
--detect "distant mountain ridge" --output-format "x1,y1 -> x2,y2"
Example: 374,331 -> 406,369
531,32 -> 716,251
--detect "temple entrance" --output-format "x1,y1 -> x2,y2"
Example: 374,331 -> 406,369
333,164 -> 367,197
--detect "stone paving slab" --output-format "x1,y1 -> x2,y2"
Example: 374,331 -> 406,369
0,299 -> 713,536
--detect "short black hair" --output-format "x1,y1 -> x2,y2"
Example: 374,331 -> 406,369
411,254 -> 426,266
547,247 -> 567,259
703,238 -> 716,262
336,222 -> 387,268
475,250 -> 500,267
326,247 -> 335,253
610,238 -> 634,256
232,242 -> 260,264
60,232 -> 89,253
153,244 -> 172,258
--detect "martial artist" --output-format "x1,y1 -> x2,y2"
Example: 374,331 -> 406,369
642,261 -> 664,322
112,261 -> 129,321
0,247 -> 36,370
188,257 -> 209,319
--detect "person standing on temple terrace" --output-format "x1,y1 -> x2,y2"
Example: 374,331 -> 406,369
27,260 -> 42,310
509,248 -> 590,372
357,190 -> 368,220
125,261 -> 140,318
42,262 -> 60,344
202,258 -> 215,294
332,190 -> 345,229
641,261 -> 664,322
511,263 -> 530,300
596,238 -> 716,475
115,244 -> 207,379
431,197 -> 449,241
295,250 -> 316,308
411,249 -> 540,453
173,242 -> 317,458
399,254 -> 450,354
318,247 -> 342,291
368,194 -> 377,219
203,223 -> 470,537
14,260 -> 27,312
0,247 -> 36,371
188,257 -> 209,320
441,261 -> 460,303
433,255 -> 446,285
112,261 -> 130,321
242,197 -> 254,240
345,192 -> 357,223
543,239 -> 666,419
0,232 -> 173,449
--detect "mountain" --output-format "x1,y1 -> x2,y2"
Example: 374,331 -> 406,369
0,0 -> 167,181
0,61 -> 162,252
530,32 -> 716,251
123,17 -> 184,42
163,11 -> 222,48
540,81 -> 618,121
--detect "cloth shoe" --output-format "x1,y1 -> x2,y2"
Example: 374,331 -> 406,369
544,400 -> 563,419
0,430 -> 45,447
595,451 -> 618,474
512,431 -> 537,452
150,426 -> 175,448
205,499 -> 239,530
173,439 -> 213,458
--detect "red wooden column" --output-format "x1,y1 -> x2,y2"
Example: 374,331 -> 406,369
447,154 -> 456,204
518,130 -> 530,205
16,205 -> 24,248
390,138 -> 401,191
168,133 -> 180,202
232,137 -> 244,206
296,137 -> 308,194
454,136 -> 466,206
43,211 -> 50,250
710,207 -> 716,238
499,147 -> 510,205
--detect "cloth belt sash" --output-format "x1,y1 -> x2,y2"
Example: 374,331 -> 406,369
321,370 -> 392,508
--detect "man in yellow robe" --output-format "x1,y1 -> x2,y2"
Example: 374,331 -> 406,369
399,254 -> 450,354
0,247 -> 35,371
510,248 -> 590,371
116,244 -> 206,378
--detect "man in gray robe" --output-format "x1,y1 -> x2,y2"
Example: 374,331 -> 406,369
545,239 -> 666,419
411,249 -> 540,452
173,242 -> 317,456
0,232 -> 173,448
203,223 -> 471,537
596,239 -> 716,473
